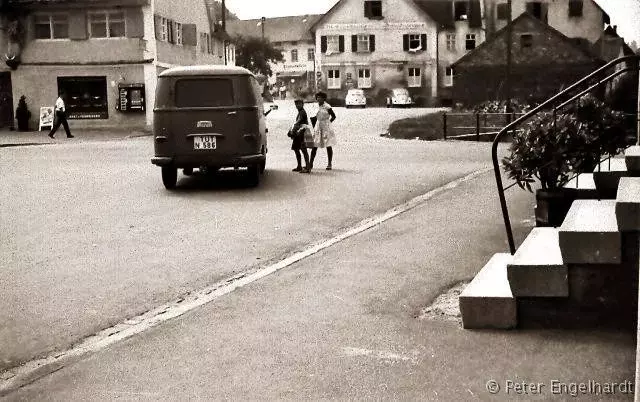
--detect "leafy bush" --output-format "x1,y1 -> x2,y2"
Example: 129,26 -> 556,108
502,95 -> 628,191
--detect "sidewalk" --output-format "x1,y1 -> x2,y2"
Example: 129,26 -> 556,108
4,171 -> 636,401
0,128 -> 151,147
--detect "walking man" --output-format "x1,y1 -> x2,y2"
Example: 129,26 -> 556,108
48,91 -> 74,139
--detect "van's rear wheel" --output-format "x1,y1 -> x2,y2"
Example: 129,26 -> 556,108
247,164 -> 260,187
161,166 -> 177,190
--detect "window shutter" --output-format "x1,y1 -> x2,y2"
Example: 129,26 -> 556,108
370,35 -> 375,52
421,34 -> 427,51
168,19 -> 175,43
403,34 -> 409,51
321,35 -> 327,53
68,10 -> 87,40
338,35 -> 345,52
364,1 -> 371,17
182,24 -> 196,46
154,14 -> 162,40
126,8 -> 144,38
352,35 -> 357,52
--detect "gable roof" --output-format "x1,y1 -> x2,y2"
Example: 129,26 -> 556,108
226,14 -> 322,42
311,0 -> 480,31
592,26 -> 635,61
451,12 -> 603,67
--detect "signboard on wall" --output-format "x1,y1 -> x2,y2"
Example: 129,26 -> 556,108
38,106 -> 54,131
116,83 -> 146,113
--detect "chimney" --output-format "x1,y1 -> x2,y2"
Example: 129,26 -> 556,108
613,25 -> 617,33
221,0 -> 226,32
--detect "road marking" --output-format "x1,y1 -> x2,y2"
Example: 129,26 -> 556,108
0,167 -> 492,397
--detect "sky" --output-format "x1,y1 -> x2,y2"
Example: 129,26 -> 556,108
225,0 -> 640,45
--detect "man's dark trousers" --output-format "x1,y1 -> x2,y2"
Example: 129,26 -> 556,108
49,111 -> 72,138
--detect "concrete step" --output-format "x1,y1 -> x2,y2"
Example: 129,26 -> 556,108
616,177 -> 640,231
563,173 -> 600,199
625,145 -> 640,172
558,200 -> 621,264
593,158 -> 629,199
507,228 -> 568,297
459,253 -> 517,329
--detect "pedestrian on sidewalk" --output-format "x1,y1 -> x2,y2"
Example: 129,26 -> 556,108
48,91 -> 74,139
309,92 -> 336,171
287,99 -> 311,173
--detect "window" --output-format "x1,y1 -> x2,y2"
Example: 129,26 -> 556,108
454,1 -> 468,21
175,79 -> 234,107
35,13 -> 69,39
167,19 -> 175,43
327,35 -> 340,53
89,11 -> 126,38
207,33 -> 212,54
465,33 -> 476,50
526,2 -> 548,22
409,34 -> 422,51
408,67 -> 421,87
159,17 -> 168,41
328,69 -> 341,89
357,34 -> 370,52
497,3 -> 509,20
364,1 -> 383,19
175,22 -> 183,45
569,0 -> 583,17
291,49 -> 298,62
57,76 -> 108,119
445,67 -> 453,87
273,41 -> 282,47
307,48 -> 315,61
446,33 -> 456,51
357,69 -> 371,88
520,34 -> 533,48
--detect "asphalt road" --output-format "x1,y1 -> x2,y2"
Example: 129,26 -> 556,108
2,103 -> 506,372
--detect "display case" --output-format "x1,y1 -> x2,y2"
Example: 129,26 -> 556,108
116,84 -> 145,112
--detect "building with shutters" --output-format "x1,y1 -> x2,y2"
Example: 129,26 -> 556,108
1,0 -> 226,130
310,0 -> 483,106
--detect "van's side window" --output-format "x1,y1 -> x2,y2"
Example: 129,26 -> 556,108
175,78 -> 234,107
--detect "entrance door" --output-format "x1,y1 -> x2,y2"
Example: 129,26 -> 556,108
0,72 -> 13,128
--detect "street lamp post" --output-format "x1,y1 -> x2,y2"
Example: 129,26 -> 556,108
505,0 -> 513,118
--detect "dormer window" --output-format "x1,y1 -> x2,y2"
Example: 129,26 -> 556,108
568,0 -> 583,17
454,1 -> 468,21
364,1 -> 383,19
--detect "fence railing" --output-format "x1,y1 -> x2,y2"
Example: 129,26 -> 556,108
491,55 -> 640,254
442,112 -> 526,141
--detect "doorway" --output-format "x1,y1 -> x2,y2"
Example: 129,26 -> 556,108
0,72 -> 13,128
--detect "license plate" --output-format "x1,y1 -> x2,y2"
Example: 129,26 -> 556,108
193,136 -> 216,150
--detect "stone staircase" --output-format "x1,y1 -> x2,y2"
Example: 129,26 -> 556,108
460,146 -> 640,330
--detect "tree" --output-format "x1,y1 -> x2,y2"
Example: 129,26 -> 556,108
233,35 -> 283,77
207,0 -> 238,22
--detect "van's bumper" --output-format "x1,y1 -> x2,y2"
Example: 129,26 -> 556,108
151,154 -> 265,167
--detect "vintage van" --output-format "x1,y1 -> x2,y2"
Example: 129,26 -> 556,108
151,65 -> 272,189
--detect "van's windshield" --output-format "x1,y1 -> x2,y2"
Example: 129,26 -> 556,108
174,78 -> 234,107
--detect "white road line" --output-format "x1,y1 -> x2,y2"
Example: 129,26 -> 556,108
0,167 -> 492,397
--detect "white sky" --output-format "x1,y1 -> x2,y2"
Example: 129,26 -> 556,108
225,0 -> 640,44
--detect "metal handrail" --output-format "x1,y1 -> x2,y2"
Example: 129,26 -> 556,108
491,55 -> 640,254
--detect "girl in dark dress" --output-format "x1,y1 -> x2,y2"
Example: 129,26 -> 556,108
288,99 -> 311,173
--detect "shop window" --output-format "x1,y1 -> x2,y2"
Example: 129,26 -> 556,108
497,3 -> 509,20
364,1 -> 383,19
357,69 -> 371,88
58,76 -> 108,119
465,33 -> 476,50
520,34 -> 533,48
291,49 -> 298,62
446,33 -> 456,51
445,67 -> 454,87
328,70 -> 341,89
408,67 -> 421,87
307,48 -> 315,61
35,13 -> 69,39
88,11 -> 126,38
569,0 -> 583,17
454,1 -> 468,21
175,79 -> 234,107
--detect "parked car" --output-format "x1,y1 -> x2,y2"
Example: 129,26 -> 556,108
151,65 -> 272,190
386,88 -> 413,108
345,89 -> 366,108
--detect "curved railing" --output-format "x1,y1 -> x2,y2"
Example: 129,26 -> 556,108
491,55 -> 640,254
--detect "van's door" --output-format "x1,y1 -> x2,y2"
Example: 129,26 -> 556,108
169,76 -> 258,159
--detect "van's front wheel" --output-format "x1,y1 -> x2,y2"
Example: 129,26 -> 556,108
247,164 -> 260,187
161,166 -> 178,190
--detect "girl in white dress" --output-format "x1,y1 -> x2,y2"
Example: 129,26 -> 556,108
310,92 -> 337,171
